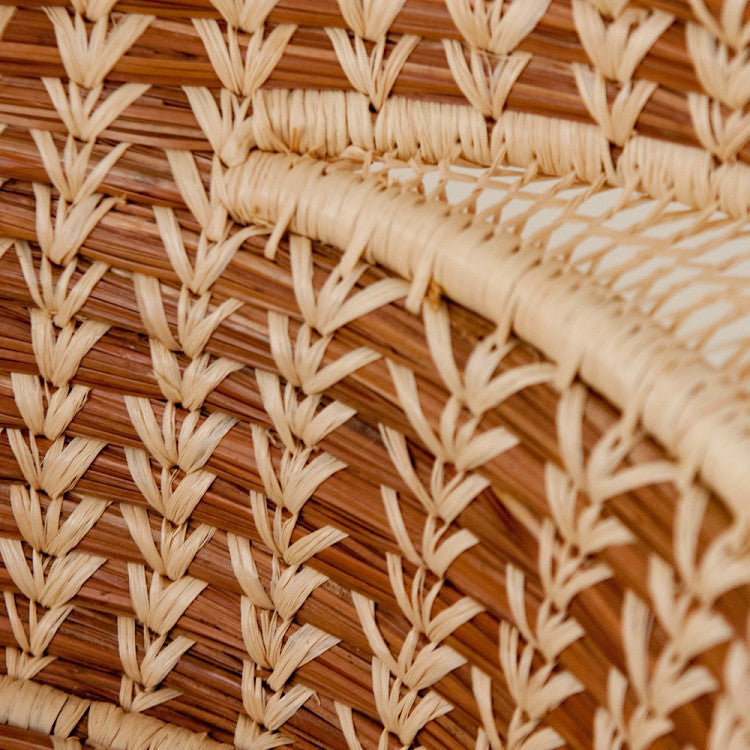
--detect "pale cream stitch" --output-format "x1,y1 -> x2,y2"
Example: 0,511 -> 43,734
710,158 -> 750,218
348,592 -> 460,747
15,241 -> 108,330
125,399 -> 235,490
154,203 -> 264,296
151,338 -> 244,412
15,239 -> 109,389
685,1 -> 750,188
464,381 -> 741,750
618,131 -> 750,216
116,538 -> 207,706
494,110 -> 616,185
8,483 -> 107,559
118,580 -> 196,692
421,302 -> 556,417
442,0 -> 545,129
672,488 -> 750,609
29,307 -> 108,388
178,288 -> 243,360
289,232 -> 407,339
616,135 -> 716,211
44,7 -> 153,90
226,152 -> 514,313
472,641 -> 573,750
472,666 -> 565,750
538,394 -> 646,742
31,184 -> 119,267
444,42 -> 529,120
592,474 -> 750,747
0,676 -> 87,746
569,0 -> 667,158
689,93 -> 750,162
6,429 -> 104,499
118,395 -> 234,710
676,488 -> 750,748
326,27 -> 418,112
554,385 -> 678,506
385,364 -> 518,473
29,123 -> 132,266
594,586 -> 724,749
3,238 -> 109,693
380,429 -> 488,614
336,0 -> 405,42
42,78 -> 149,143
375,96 -> 492,165
687,0 -> 750,52
445,0 -> 551,56
193,17 -> 295,99
571,0 -> 673,84
471,383 -> 645,750
573,65 -> 656,148
686,22 -> 750,110
126,406 -> 236,526
229,233 -> 384,747
133,274 -> 180,352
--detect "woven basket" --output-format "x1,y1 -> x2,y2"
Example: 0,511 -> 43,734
0,1 -> 749,748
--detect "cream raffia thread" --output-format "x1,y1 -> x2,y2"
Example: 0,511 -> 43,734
0,0 -> 231,742
1,0 -> 136,745
0,1 -> 224,746
337,300 -> 576,749
0,0 -> 750,748
195,86 -> 750,382
178,2 -> 395,742
135,136 -> 349,744
338,302 -> 521,747
228,233 -> 386,748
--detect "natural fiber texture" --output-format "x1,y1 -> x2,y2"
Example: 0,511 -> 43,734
0,1 -> 749,749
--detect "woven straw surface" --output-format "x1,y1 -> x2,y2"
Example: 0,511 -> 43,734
0,1 -> 749,748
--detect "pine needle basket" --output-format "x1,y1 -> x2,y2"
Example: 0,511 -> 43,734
0,1 -> 749,748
